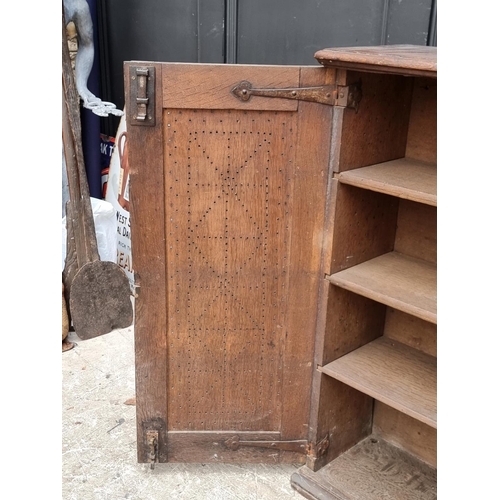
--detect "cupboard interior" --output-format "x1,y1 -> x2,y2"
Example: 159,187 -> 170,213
296,69 -> 437,499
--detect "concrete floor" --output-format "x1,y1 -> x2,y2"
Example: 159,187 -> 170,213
62,326 -> 303,500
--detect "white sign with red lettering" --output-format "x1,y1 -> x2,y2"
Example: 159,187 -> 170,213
105,110 -> 134,292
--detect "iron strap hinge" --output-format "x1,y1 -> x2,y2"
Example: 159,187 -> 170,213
129,66 -> 156,126
231,80 -> 362,111
224,434 -> 330,456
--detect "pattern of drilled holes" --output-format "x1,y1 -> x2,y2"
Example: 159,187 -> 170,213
165,108 -> 294,430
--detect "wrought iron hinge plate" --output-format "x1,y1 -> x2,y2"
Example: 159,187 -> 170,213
129,66 -> 156,126
231,80 -> 362,111
225,435 -> 309,454
315,434 -> 330,458
222,435 -> 329,455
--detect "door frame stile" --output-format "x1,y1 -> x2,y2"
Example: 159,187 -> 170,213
125,61 -> 169,463
305,68 -> 345,470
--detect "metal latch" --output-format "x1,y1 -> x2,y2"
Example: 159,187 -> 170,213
231,80 -> 361,111
129,66 -> 156,126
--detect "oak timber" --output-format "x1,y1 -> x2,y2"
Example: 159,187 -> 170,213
373,402 -> 437,468
334,71 -> 413,172
291,436 -> 437,500
319,337 -> 437,428
337,158 -> 437,206
132,62 -> 344,463
125,62 -> 169,462
280,66 -> 335,442
162,63 -> 299,111
394,200 -> 437,264
384,308 -> 437,357
405,78 -> 437,163
329,184 -> 398,274
328,251 -> 437,324
315,45 -> 437,78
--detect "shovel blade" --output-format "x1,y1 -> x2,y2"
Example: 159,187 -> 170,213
69,261 -> 133,340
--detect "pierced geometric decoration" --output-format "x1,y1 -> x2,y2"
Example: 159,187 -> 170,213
165,109 -> 296,430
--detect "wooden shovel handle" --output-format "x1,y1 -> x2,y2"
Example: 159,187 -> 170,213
62,7 -> 99,265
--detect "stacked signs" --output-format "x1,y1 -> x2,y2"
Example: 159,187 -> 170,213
105,111 -> 134,292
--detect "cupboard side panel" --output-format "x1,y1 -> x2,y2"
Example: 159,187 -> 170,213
335,71 -> 413,172
384,308 -> 437,357
405,77 -> 437,163
394,200 -> 437,265
280,66 -> 336,442
330,184 -> 399,274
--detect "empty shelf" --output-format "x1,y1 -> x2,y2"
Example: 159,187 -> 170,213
291,435 -> 437,500
319,337 -> 436,428
337,158 -> 437,206
328,251 -> 437,324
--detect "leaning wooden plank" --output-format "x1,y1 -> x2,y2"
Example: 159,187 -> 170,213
328,252 -> 437,324
319,337 -> 436,428
337,158 -> 437,206
291,436 -> 437,500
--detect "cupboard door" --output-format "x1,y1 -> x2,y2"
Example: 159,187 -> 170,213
125,62 -> 337,464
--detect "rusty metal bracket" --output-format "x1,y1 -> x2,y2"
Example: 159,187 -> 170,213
231,80 -> 362,111
336,82 -> 362,112
224,435 -> 309,454
315,434 -> 330,458
231,80 -> 337,105
129,66 -> 155,126
146,429 -> 159,469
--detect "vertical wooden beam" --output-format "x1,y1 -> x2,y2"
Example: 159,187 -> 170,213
125,62 -> 168,463
280,67 -> 335,447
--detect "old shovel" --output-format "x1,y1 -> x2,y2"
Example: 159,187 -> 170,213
62,10 -> 133,340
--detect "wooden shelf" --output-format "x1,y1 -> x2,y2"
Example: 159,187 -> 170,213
328,251 -> 436,324
337,158 -> 437,206
319,337 -> 436,428
291,436 -> 437,500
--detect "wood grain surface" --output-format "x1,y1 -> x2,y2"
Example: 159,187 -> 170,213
154,63 -> 338,461
125,62 -> 169,462
329,184 -> 399,274
337,158 -> 437,206
163,63 -> 300,111
292,435 -> 437,499
315,45 -> 437,78
335,71 -> 413,172
319,337 -> 437,428
373,402 -> 437,467
329,251 -> 437,324
405,78 -> 437,163
280,66 -> 335,441
384,308 -> 437,357
394,200 -> 437,264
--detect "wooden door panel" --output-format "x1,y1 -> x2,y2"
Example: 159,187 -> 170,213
165,107 -> 293,433
163,63 -> 300,110
126,62 -> 336,464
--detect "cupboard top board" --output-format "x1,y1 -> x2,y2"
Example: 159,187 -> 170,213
315,45 -> 437,78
